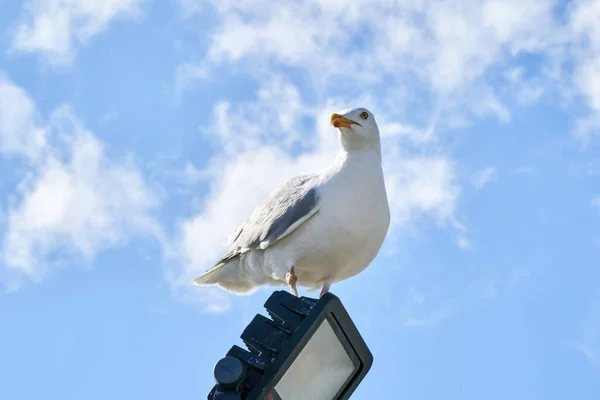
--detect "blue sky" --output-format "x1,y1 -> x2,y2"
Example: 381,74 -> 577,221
1,0 -> 599,399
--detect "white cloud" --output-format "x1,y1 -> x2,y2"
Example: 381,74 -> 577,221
194,0 -> 561,121
457,236 -> 472,250
472,167 -> 498,191
574,56 -> 600,112
0,76 -> 162,288
169,0 -> 600,146
174,76 -> 461,312
567,0 -> 600,143
0,77 -> 47,161
384,155 -> 460,226
505,67 -> 546,105
10,0 -> 146,64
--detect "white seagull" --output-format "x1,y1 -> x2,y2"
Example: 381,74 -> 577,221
192,107 -> 390,298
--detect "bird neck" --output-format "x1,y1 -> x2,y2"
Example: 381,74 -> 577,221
328,147 -> 383,177
339,131 -> 382,155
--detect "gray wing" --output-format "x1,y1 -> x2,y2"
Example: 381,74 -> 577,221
235,174 -> 321,250
211,174 -> 321,266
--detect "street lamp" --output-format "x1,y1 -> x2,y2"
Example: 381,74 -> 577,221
207,290 -> 373,400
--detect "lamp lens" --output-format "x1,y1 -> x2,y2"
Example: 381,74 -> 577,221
274,318 -> 357,400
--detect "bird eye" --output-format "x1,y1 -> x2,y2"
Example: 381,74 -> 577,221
360,111 -> 369,119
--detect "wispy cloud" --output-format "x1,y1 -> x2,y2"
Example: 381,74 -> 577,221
0,76 -> 163,289
0,76 -> 47,161
9,0 -> 146,64
457,236 -> 472,250
472,167 -> 498,191
172,0 -> 600,145
400,288 -> 458,328
568,0 -> 600,144
187,0 -> 564,123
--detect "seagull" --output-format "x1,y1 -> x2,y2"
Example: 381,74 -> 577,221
192,107 -> 390,298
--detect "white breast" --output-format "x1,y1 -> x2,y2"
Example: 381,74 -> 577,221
320,151 -> 390,276
268,149 -> 391,288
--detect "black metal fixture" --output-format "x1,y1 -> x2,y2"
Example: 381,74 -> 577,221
207,290 -> 373,400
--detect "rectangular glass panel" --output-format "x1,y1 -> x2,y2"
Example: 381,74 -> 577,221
274,318 -> 357,400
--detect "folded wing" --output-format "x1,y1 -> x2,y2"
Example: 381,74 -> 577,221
193,174 -> 321,284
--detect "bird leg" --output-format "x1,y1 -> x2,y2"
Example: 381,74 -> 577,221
286,267 -> 298,297
320,283 -> 331,298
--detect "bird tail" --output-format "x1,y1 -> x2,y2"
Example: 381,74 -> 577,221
192,257 -> 257,295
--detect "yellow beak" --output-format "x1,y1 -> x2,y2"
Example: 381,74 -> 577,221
330,113 -> 358,129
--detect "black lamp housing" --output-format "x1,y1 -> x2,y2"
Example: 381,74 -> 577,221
208,290 -> 373,400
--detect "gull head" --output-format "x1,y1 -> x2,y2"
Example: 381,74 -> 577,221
330,107 -> 380,151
